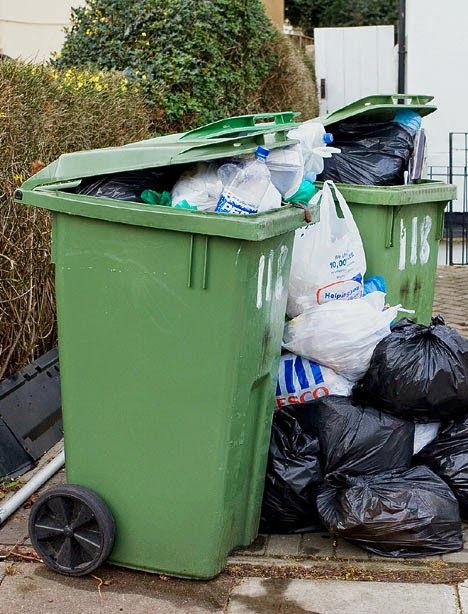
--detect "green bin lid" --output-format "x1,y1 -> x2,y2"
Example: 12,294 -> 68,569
22,112 -> 300,191
322,94 -> 437,127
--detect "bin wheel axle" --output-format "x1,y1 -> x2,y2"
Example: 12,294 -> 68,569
28,484 -> 115,576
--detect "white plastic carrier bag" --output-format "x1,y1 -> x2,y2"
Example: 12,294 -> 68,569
276,352 -> 354,409
287,180 -> 366,318
283,293 -> 402,380
171,162 -> 222,211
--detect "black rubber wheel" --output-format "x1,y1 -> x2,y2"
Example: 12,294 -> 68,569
28,484 -> 115,576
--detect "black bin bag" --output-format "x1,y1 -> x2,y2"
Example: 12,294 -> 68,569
294,396 -> 414,478
317,466 -> 463,558
417,416 -> 468,520
318,121 -> 416,186
354,316 -> 468,421
260,407 -> 323,534
76,168 -> 178,202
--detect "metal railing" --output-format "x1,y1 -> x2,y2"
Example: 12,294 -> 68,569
428,132 -> 468,265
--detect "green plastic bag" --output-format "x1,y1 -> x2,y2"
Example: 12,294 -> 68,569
285,180 -> 317,205
141,189 -> 172,207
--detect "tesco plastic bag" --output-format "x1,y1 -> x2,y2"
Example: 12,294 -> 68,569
317,466 -> 463,558
287,181 -> 366,318
276,353 -> 353,409
171,162 -> 222,211
283,294 -> 400,380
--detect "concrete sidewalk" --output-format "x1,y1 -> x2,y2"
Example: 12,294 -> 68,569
0,563 -> 466,613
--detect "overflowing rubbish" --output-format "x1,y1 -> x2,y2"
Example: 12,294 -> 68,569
141,190 -> 172,207
283,293 -> 400,380
77,168 -> 176,202
295,396 -> 414,478
319,116 -> 418,186
215,146 -> 275,215
317,466 -> 463,558
266,144 -> 303,198
417,416 -> 468,519
287,181 -> 366,317
284,180 -> 316,205
354,316 -> 468,421
171,162 -> 222,211
276,353 -> 353,409
288,120 -> 337,183
260,408 -> 322,533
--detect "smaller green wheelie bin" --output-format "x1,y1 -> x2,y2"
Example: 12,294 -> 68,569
17,114 -> 313,579
321,95 -> 456,323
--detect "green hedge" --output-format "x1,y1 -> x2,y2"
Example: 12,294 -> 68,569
0,61 -> 151,378
54,0 -> 318,131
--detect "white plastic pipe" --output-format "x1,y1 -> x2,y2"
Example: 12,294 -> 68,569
0,449 -> 65,525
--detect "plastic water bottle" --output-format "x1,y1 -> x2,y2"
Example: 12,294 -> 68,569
215,146 -> 271,215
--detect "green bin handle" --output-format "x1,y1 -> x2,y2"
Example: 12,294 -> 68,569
181,112 -> 300,140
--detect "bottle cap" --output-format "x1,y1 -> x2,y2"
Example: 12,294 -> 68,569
323,133 -> 334,145
256,146 -> 270,159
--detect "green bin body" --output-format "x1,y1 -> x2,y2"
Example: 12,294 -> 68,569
322,95 -> 456,323
333,182 -> 455,323
17,115 -> 310,578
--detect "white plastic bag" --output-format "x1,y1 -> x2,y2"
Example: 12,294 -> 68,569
413,422 -> 441,455
258,181 -> 282,213
266,144 -> 303,198
288,121 -> 340,180
287,180 -> 366,318
276,352 -> 354,409
283,295 -> 401,380
171,162 -> 222,211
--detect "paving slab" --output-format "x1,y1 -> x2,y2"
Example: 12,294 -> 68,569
227,578 -> 460,614
0,562 -> 236,614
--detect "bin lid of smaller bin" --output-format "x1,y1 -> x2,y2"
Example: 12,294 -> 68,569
322,94 -> 437,127
22,112 -> 301,191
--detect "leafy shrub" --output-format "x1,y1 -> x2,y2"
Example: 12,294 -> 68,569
0,61 -> 151,378
54,0 -> 317,131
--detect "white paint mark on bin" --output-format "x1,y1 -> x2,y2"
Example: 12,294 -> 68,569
256,254 -> 265,309
420,215 -> 432,265
275,245 -> 289,300
410,216 -> 418,265
399,219 -> 407,271
266,250 -> 274,302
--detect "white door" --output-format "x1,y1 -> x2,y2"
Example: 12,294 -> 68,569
314,25 -> 397,116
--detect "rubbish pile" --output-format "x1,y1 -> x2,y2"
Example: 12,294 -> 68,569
261,175 -> 467,558
77,120 -> 338,215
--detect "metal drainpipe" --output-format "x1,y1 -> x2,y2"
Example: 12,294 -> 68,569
398,0 -> 407,94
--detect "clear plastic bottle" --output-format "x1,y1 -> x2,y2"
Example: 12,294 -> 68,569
215,146 -> 271,215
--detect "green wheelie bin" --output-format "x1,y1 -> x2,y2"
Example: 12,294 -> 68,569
321,95 -> 456,323
16,114 -> 313,579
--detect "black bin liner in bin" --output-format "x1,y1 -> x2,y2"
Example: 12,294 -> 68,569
354,316 -> 468,421
318,121 -> 416,186
317,466 -> 463,558
417,416 -> 468,520
260,408 -> 323,534
76,168 -> 178,202
294,396 -> 414,478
